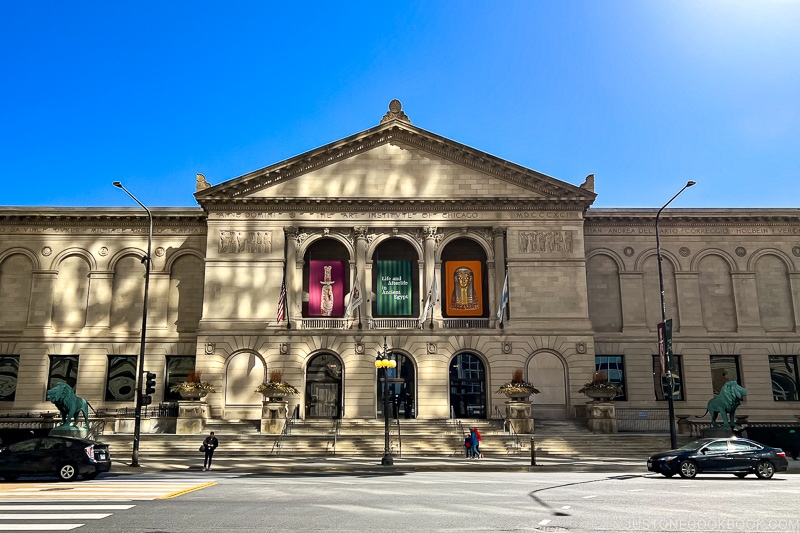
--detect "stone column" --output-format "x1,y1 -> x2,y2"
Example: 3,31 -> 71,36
284,227 -> 300,322
354,226 -> 368,327
422,226 -> 439,325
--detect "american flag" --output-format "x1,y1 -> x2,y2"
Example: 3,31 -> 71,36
276,278 -> 287,323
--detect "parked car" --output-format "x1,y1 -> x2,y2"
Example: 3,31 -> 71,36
0,436 -> 111,481
647,437 -> 788,479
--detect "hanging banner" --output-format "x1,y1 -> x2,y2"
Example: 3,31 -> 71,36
377,260 -> 413,316
445,260 -> 483,316
308,260 -> 346,317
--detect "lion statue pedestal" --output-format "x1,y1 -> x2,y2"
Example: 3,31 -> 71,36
49,425 -> 89,439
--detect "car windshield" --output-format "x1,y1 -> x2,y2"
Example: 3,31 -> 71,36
677,439 -> 714,451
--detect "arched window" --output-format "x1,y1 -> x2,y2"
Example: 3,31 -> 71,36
303,240 -> 350,318
440,239 -> 488,318
305,353 -> 343,419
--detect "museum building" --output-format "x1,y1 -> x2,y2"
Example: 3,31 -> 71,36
0,100 -> 798,425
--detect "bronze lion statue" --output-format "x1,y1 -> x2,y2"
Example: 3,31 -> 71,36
696,380 -> 748,428
46,382 -> 91,428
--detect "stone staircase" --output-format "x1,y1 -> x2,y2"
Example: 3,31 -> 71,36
98,417 -> 685,460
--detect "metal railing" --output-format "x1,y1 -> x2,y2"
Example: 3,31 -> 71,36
452,419 -> 466,456
300,318 -> 348,329
114,403 -> 179,418
270,414 -> 295,455
328,418 -> 340,455
495,405 -> 522,454
393,419 -> 402,457
616,408 -> 670,432
368,318 -> 420,329
442,319 -> 491,329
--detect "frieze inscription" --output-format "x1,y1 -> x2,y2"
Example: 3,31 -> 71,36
218,230 -> 272,254
519,231 -> 573,254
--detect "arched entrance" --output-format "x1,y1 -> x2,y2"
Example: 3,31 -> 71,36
449,352 -> 487,418
376,352 -> 416,419
305,353 -> 343,419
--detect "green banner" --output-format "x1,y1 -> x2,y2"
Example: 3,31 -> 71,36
377,260 -> 413,316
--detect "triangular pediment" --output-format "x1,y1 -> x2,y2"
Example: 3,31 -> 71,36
195,116 -> 596,210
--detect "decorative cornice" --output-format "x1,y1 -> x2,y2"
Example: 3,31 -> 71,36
0,208 -> 207,227
585,208 -> 800,226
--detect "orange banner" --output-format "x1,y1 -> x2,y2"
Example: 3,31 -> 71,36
445,261 -> 483,316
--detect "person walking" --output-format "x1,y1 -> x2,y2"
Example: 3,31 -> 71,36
470,427 -> 483,459
202,431 -> 218,471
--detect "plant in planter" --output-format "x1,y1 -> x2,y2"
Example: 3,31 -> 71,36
255,369 -> 299,400
496,369 -> 540,399
170,371 -> 216,399
578,371 -> 622,400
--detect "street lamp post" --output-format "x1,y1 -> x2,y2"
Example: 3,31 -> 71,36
656,180 -> 695,450
375,337 -> 395,466
112,181 -> 152,467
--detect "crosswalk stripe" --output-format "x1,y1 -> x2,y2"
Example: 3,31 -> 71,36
0,506 -> 134,511
0,514 -> 110,520
0,525 -> 83,531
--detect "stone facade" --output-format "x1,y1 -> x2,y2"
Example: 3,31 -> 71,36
1,101 -> 798,424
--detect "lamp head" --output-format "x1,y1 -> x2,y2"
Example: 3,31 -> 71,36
112,181 -> 123,188
686,180 -> 696,187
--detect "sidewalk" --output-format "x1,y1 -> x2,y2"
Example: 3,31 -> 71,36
109,453 -> 800,476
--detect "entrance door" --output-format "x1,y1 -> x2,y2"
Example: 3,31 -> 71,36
305,353 -> 343,419
449,353 -> 486,418
376,353 -> 416,419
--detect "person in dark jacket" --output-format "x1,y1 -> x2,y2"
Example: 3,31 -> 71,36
202,431 -> 219,471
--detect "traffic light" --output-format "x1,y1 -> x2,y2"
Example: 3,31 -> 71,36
145,371 -> 156,395
141,371 -> 157,406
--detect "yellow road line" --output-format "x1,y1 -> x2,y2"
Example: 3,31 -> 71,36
160,481 -> 217,499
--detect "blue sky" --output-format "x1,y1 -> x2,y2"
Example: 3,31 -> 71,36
1,1 -> 798,209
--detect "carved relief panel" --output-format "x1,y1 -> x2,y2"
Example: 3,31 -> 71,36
218,230 -> 272,254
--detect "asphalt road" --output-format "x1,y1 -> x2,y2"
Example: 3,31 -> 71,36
38,470 -> 799,533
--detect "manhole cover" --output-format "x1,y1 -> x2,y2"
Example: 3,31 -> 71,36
41,487 -> 74,491
537,527 -> 570,532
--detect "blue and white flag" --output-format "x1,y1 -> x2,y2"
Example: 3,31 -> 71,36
497,270 -> 509,324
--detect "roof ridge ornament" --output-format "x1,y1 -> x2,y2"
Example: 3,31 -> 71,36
380,99 -> 411,124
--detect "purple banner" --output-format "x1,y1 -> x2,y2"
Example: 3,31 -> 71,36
308,260 -> 346,317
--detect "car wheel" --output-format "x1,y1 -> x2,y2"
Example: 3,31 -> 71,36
678,460 -> 697,478
734,473 -> 747,479
82,471 -> 99,480
755,461 -> 775,480
58,463 -> 78,482
661,473 -> 675,478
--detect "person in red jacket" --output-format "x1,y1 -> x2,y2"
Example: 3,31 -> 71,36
470,427 -> 483,459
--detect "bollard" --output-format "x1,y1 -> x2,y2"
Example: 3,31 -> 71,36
530,437 -> 536,466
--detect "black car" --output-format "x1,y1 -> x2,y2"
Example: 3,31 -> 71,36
647,437 -> 788,479
0,436 -> 111,481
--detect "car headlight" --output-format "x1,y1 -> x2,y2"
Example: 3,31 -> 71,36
663,455 -> 679,461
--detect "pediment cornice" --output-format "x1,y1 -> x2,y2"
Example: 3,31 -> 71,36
195,121 -> 596,209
